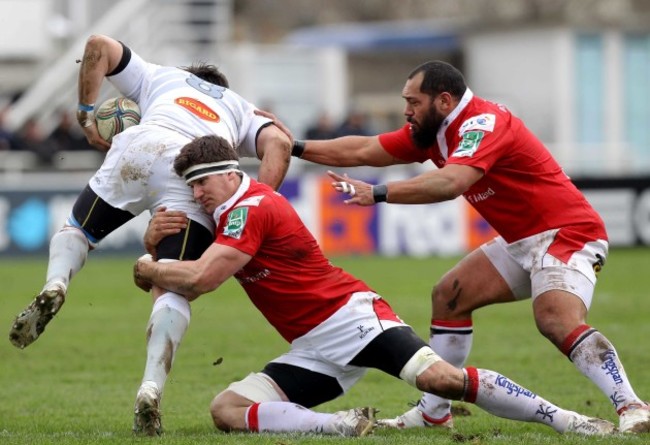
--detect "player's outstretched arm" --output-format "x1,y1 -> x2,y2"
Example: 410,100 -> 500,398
254,108 -> 400,168
327,163 -> 484,206
296,135 -> 401,167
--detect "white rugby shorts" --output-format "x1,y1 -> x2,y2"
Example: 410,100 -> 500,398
270,291 -> 408,392
481,229 -> 609,309
88,124 -> 214,232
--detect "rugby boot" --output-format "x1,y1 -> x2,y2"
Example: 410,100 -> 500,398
9,284 -> 66,349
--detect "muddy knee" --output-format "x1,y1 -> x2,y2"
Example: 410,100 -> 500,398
432,276 -> 464,316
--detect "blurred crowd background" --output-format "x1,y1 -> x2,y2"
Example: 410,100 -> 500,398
1,0 -> 650,174
1,0 -> 650,257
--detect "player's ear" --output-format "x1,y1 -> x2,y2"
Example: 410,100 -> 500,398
437,92 -> 454,110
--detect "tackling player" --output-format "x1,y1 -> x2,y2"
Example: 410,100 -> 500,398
278,60 -> 650,434
8,34 -> 291,436
132,134 -> 616,437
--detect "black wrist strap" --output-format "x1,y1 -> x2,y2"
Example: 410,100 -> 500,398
372,184 -> 388,203
292,140 -> 306,158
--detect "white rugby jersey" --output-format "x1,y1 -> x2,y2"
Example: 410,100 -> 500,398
106,47 -> 269,158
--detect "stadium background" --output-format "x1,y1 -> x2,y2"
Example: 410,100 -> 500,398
1,3 -> 650,444
1,0 -> 650,258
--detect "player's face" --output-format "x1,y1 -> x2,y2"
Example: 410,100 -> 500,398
410,103 -> 446,149
190,173 -> 238,213
402,72 -> 446,149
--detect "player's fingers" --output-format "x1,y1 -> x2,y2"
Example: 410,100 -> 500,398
337,181 -> 358,195
344,196 -> 363,205
327,170 -> 345,182
254,109 -> 276,120
152,211 -> 186,221
97,139 -> 111,150
157,221 -> 182,230
155,209 -> 186,216
89,138 -> 110,151
150,217 -> 186,233
336,180 -> 358,195
85,128 -> 111,151
156,215 -> 187,223
159,220 -> 186,231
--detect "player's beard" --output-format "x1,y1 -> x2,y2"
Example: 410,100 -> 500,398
409,105 -> 445,150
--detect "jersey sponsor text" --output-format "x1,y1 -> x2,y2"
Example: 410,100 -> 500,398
175,97 -> 220,122
466,187 -> 495,204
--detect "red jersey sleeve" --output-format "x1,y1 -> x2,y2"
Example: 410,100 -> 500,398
215,203 -> 268,256
446,113 -> 514,175
378,124 -> 430,163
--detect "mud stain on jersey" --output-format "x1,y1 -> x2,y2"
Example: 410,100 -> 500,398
121,162 -> 151,182
120,142 -> 167,183
141,142 -> 168,157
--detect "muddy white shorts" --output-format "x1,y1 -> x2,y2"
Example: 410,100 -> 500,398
88,124 -> 214,232
481,229 -> 609,309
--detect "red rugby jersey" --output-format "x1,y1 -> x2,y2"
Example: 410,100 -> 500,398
378,90 -> 607,245
215,178 -> 372,342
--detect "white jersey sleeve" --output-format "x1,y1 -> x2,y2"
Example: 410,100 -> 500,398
105,45 -> 272,159
106,48 -> 152,106
236,112 -> 272,159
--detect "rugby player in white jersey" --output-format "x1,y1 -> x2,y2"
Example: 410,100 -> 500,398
8,34 -> 291,435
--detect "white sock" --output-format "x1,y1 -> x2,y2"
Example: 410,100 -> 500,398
43,227 -> 89,293
246,401 -> 339,434
465,367 -> 575,433
141,292 -> 191,392
564,326 -> 644,413
417,319 -> 473,421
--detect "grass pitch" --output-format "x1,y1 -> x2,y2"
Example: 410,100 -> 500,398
1,248 -> 649,444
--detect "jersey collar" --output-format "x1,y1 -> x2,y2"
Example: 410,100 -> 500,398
436,87 -> 474,160
213,172 -> 251,221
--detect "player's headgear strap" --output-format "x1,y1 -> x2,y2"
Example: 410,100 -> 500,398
182,161 -> 240,184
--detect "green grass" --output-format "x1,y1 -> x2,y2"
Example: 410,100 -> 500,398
1,248 -> 649,444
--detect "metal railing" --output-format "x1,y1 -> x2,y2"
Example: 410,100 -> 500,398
5,0 -> 232,136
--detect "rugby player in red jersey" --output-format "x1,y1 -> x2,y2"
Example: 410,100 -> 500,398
133,134 -> 616,437
282,60 -> 649,434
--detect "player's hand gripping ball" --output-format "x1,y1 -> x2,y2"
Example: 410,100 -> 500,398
95,97 -> 141,143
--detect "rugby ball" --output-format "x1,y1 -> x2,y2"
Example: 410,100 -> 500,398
95,97 -> 141,143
